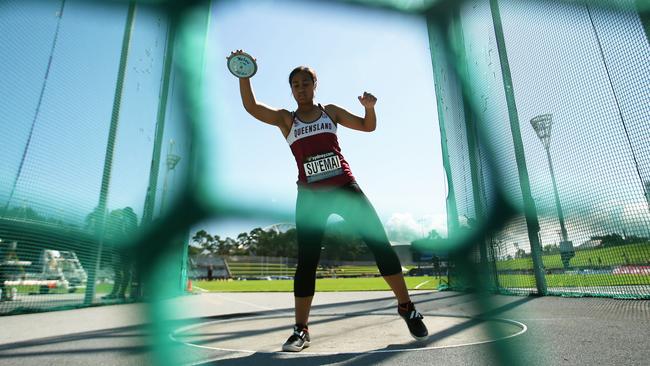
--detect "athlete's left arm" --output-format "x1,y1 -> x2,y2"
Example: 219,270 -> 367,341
326,92 -> 377,132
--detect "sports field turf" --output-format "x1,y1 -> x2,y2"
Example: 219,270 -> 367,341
496,243 -> 649,270
497,274 -> 650,288
194,276 -> 443,292
194,273 -> 650,293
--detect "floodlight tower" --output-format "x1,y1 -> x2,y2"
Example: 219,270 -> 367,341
159,139 -> 181,216
530,114 -> 574,269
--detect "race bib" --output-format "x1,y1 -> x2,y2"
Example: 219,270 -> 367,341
304,152 -> 343,183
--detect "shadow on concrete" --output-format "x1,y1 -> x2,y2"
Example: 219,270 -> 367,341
186,295 -> 536,366
173,291 -> 476,347
0,324 -> 151,359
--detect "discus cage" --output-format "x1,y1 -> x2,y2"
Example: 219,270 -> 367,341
0,0 -> 648,365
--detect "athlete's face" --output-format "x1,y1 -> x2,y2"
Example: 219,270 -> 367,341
291,72 -> 316,104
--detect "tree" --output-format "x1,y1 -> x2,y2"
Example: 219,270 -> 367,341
104,207 -> 138,241
543,244 -> 559,254
427,229 -> 442,240
85,206 -> 104,233
191,230 -> 218,255
515,248 -> 527,259
188,245 -> 202,256
591,233 -> 625,247
4,205 -> 46,222
220,237 -> 238,256
321,221 -> 367,261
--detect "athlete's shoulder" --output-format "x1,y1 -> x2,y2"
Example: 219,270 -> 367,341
323,103 -> 340,112
276,109 -> 294,137
277,108 -> 294,123
322,104 -> 339,122
278,108 -> 293,117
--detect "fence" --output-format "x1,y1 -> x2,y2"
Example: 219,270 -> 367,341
1,0 -> 191,314
431,0 -> 650,298
188,255 -> 426,279
0,0 -> 648,364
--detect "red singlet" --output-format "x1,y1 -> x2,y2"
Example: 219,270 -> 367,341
286,105 -> 355,188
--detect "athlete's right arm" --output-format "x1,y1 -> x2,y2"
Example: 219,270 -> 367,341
239,77 -> 288,128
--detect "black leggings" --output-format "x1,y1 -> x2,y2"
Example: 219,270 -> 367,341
293,182 -> 403,297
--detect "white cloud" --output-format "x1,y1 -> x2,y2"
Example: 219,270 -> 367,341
385,213 -> 448,243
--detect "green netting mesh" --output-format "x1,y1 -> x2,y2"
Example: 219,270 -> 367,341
434,0 -> 649,298
0,0 -> 648,364
0,0 -> 190,313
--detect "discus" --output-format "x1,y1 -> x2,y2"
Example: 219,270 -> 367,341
227,52 -> 257,78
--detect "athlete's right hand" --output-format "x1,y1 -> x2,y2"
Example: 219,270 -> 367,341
228,49 -> 251,58
227,49 -> 257,77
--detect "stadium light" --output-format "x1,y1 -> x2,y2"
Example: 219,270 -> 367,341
160,140 -> 181,215
530,114 -> 574,269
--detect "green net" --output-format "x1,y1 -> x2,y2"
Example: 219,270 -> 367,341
433,0 -> 650,298
0,0 -> 190,313
0,0 -> 649,364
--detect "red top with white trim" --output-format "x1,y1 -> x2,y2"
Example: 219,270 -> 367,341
286,107 -> 355,187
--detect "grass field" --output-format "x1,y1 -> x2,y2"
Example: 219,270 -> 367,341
496,243 -> 649,270
194,273 -> 650,293
227,264 -> 417,277
194,276 -> 443,292
496,274 -> 650,288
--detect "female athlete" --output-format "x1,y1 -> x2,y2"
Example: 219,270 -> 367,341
230,50 -> 428,352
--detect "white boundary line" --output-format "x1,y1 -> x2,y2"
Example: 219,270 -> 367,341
192,285 -> 209,293
414,280 -> 431,289
170,312 -> 527,363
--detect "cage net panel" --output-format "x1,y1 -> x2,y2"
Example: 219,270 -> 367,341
440,0 -> 650,298
0,1 -> 648,366
0,0 -> 647,337
0,0 -> 189,314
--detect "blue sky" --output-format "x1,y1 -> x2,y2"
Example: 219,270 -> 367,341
0,0 -> 187,226
1,0 -> 647,252
197,0 -> 447,241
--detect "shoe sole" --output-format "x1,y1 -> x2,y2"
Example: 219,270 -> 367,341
410,333 -> 428,341
400,315 -> 429,342
282,341 -> 310,352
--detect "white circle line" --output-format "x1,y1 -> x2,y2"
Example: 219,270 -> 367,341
170,313 -> 528,361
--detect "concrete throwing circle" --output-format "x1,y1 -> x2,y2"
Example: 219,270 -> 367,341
171,313 -> 526,355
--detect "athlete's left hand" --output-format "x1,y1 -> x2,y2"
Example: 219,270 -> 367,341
358,92 -> 377,108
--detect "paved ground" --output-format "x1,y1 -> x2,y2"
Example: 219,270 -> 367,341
0,290 -> 648,365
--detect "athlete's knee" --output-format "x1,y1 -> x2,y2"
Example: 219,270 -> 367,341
293,272 -> 317,297
370,246 -> 402,276
295,257 -> 319,274
294,286 -> 316,297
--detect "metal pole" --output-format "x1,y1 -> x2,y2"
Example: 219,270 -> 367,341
425,13 -> 461,289
637,0 -> 650,43
545,148 -> 568,242
450,7 -> 496,290
142,20 -> 177,225
489,0 -> 547,295
425,14 -> 460,240
85,1 -> 137,305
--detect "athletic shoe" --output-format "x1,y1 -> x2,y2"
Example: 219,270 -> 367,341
398,302 -> 428,341
282,325 -> 310,352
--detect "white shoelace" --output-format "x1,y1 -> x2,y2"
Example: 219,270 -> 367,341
408,310 -> 423,320
293,328 -> 307,339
